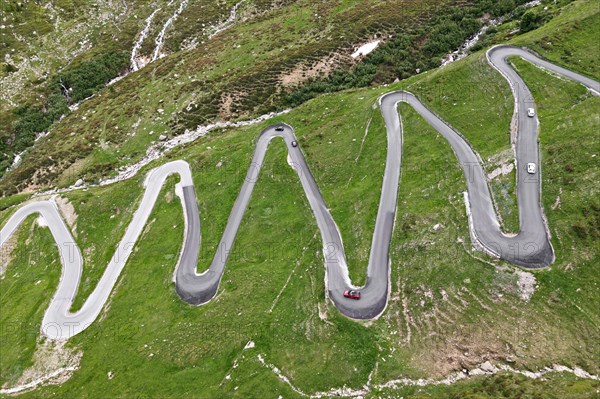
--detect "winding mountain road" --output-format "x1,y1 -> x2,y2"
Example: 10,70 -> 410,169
1,46 -> 598,339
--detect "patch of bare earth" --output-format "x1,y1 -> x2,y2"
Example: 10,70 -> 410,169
409,281 -> 594,379
492,266 -> 537,302
219,91 -> 247,119
1,339 -> 82,395
486,149 -> 515,179
416,330 -> 509,377
278,51 -> 353,88
219,93 -> 234,119
54,196 -> 78,231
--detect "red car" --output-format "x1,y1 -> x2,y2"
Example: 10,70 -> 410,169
343,290 -> 361,300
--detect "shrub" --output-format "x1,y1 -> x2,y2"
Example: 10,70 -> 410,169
520,10 -> 544,33
13,106 -> 51,152
56,51 -> 129,103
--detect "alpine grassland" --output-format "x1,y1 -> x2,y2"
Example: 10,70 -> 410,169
0,0 -> 598,397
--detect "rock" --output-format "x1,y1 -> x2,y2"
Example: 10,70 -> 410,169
480,361 -> 495,373
157,108 -> 164,114
74,179 -> 84,187
158,134 -> 167,141
516,270 -> 536,301
216,161 -> 223,168
433,223 -> 444,231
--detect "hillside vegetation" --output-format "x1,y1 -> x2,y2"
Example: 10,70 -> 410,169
0,0 -> 599,398
0,0 -> 575,189
1,0 -> 449,178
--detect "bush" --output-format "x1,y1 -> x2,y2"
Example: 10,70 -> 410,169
492,0 -> 516,17
56,51 -> 129,103
520,10 -> 544,33
470,42 -> 485,52
13,106 -> 51,152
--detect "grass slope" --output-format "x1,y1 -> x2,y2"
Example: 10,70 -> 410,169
0,1 -> 599,398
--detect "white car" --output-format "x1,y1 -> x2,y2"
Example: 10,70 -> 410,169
527,162 -> 536,174
527,108 -> 535,117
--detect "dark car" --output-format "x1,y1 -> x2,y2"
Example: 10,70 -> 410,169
343,290 -> 361,300
275,126 -> 284,131
291,140 -> 298,147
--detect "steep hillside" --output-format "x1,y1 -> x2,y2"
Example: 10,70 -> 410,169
0,0 -> 439,177
0,0 -> 259,166
1,0 -> 554,188
0,0 -> 598,398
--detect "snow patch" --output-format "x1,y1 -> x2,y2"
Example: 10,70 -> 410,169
352,41 -> 380,58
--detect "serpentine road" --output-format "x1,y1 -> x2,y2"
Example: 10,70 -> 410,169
1,46 -> 598,340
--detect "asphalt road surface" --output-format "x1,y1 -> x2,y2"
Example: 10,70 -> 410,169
1,46 -> 598,339
0,160 -> 195,339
